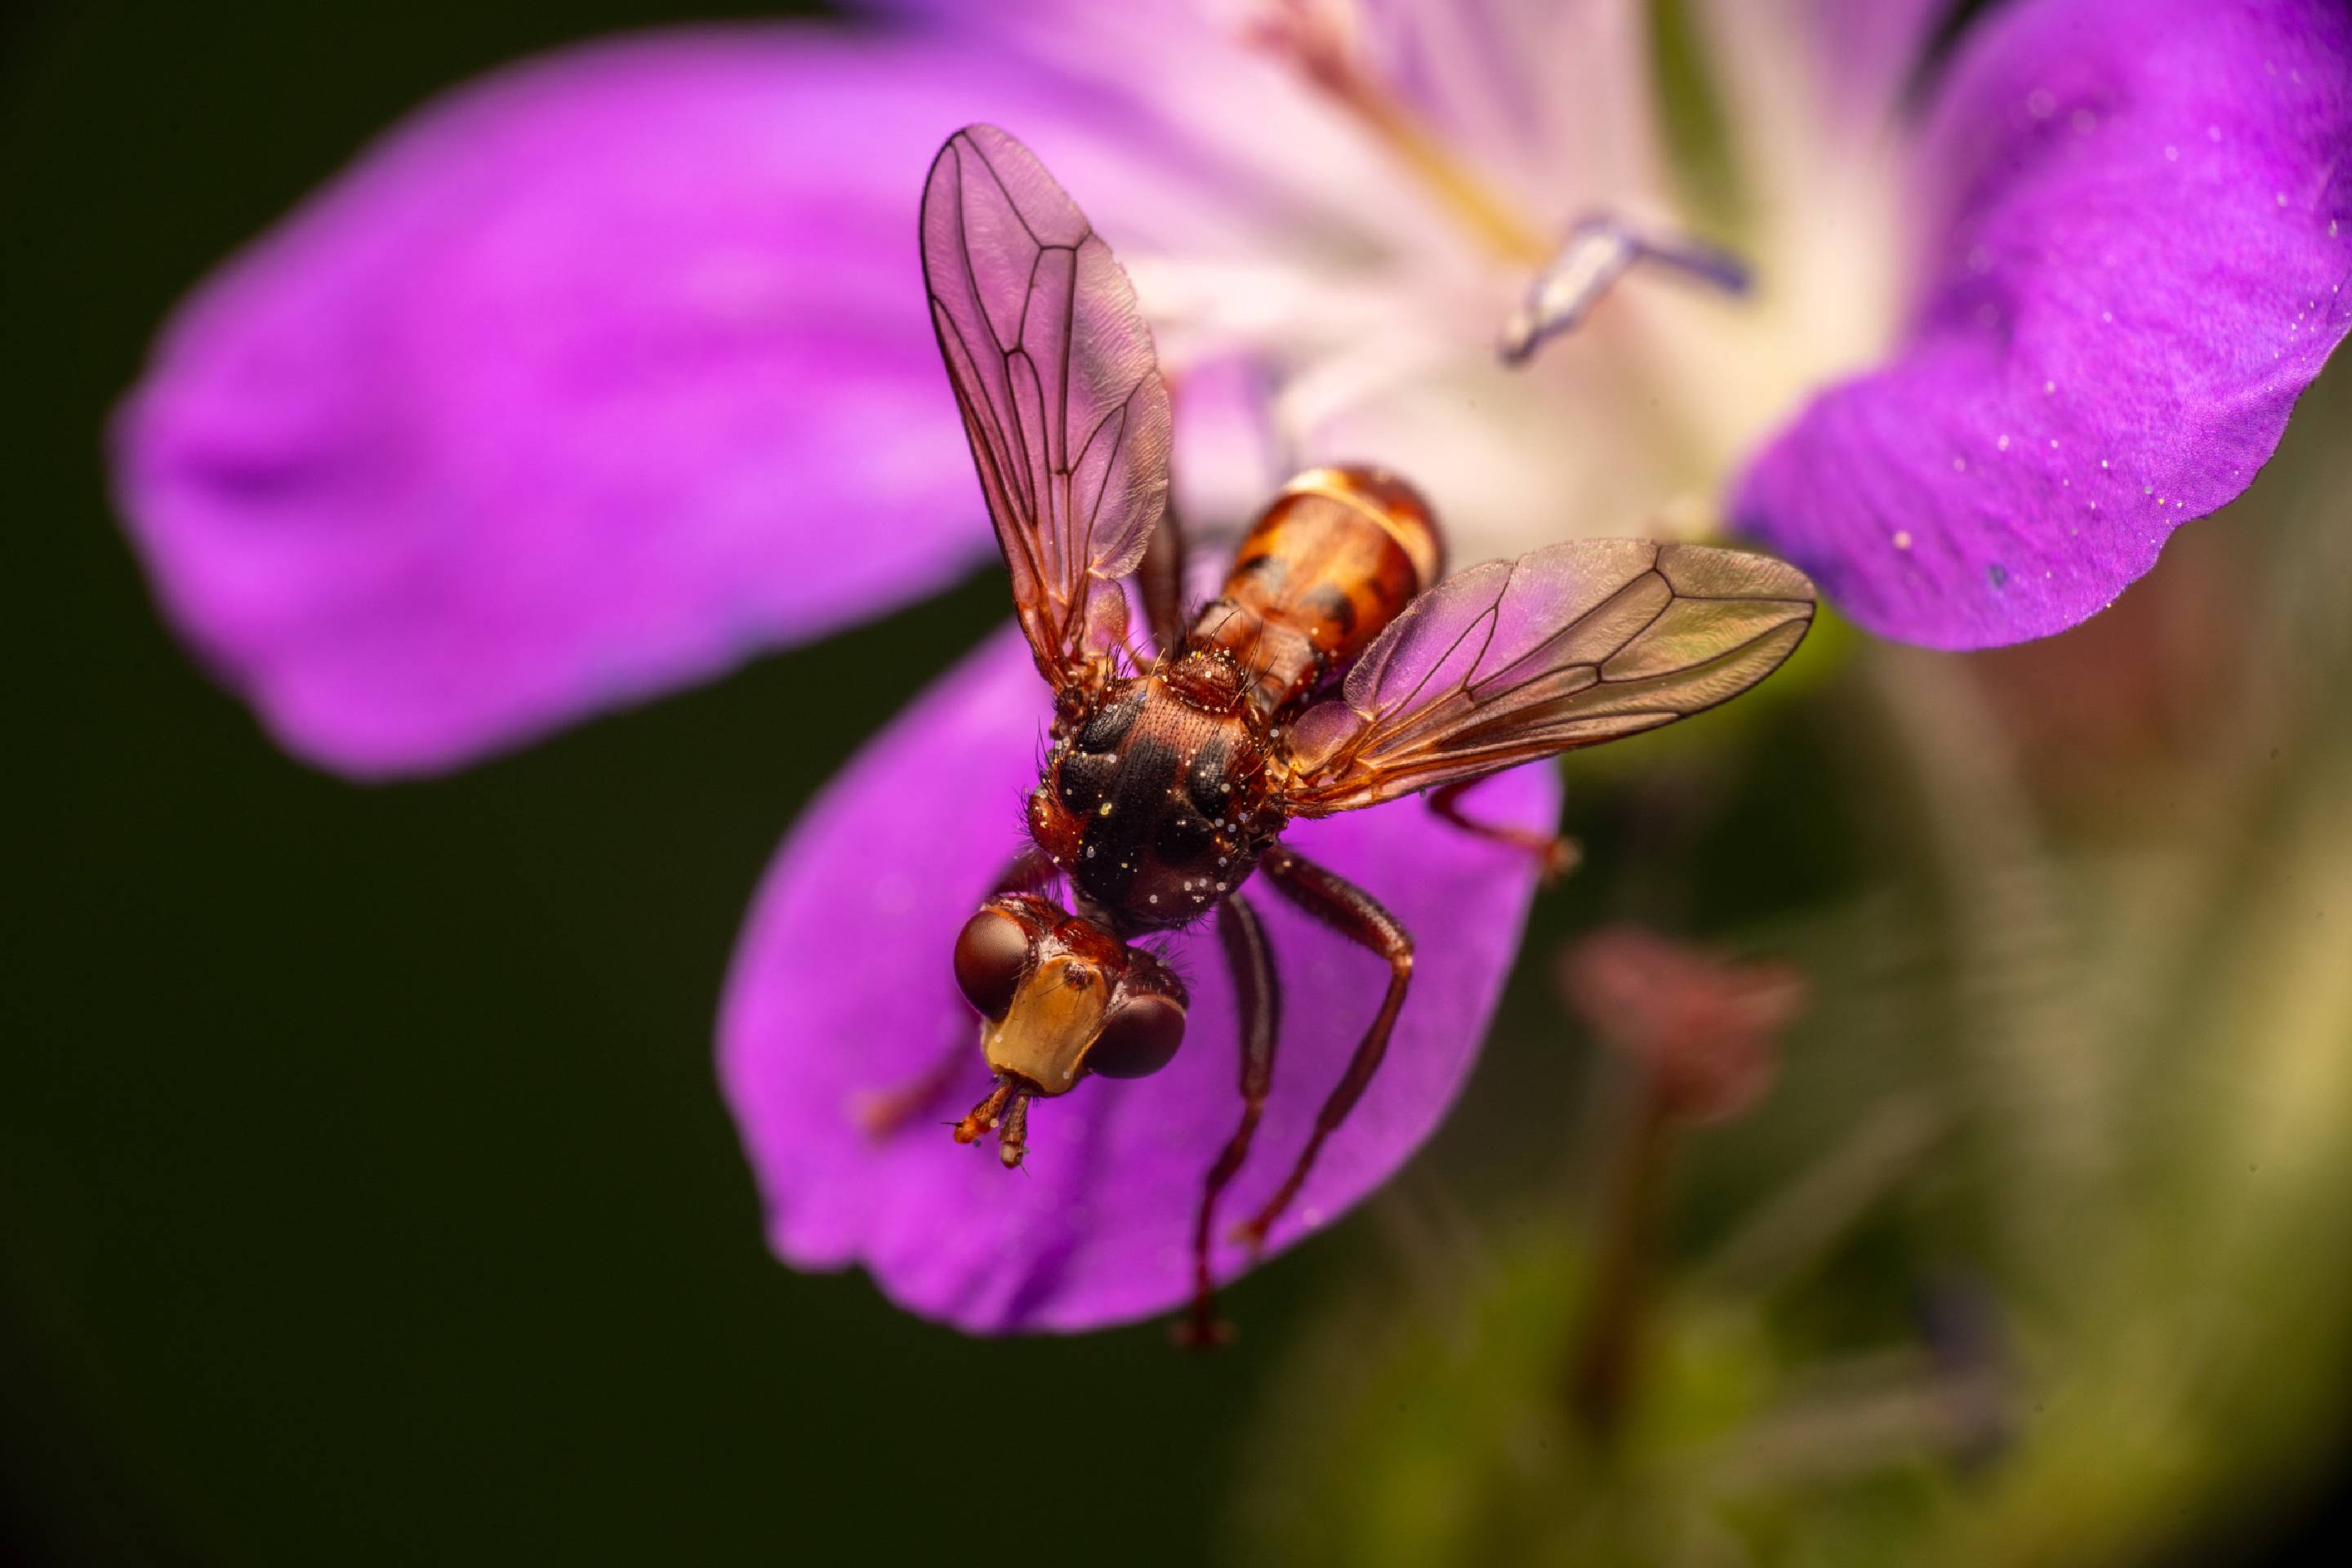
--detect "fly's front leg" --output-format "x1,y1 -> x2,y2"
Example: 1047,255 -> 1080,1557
1175,894 -> 1283,1348
855,846 -> 1054,1138
1232,847 -> 1412,1255
993,843 -> 1061,898
1428,778 -> 1579,884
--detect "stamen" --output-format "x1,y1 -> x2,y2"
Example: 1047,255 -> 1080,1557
1500,215 -> 1753,367
1246,0 -> 1548,265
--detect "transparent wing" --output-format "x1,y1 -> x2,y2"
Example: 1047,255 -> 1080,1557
1282,541 -> 1815,813
921,125 -> 1172,687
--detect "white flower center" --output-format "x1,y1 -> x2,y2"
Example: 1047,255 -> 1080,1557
1109,0 -> 1912,562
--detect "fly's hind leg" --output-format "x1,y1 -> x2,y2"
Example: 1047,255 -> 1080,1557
1231,847 -> 1412,1256
1175,894 -> 1283,1348
1428,778 -> 1579,884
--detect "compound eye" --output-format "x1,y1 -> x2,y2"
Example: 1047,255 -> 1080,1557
1086,994 -> 1187,1080
952,907 -> 1031,1018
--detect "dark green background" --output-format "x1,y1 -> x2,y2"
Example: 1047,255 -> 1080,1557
1,3 -> 1328,1561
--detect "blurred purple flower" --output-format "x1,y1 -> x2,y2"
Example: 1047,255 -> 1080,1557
109,0 -> 2349,1331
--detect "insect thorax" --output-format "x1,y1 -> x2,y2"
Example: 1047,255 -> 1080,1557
1027,678 -> 1278,933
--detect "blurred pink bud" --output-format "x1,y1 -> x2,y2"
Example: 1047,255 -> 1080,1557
1557,926 -> 1808,1126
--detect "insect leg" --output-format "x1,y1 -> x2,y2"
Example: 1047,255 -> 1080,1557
992,843 -> 1061,897
1176,894 -> 1284,1348
1232,847 -> 1412,1255
1138,503 -> 1191,662
1427,778 -> 1580,884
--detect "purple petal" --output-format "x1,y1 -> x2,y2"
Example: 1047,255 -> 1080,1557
112,29 -> 1132,775
719,626 -> 1556,1334
1733,0 -> 2352,648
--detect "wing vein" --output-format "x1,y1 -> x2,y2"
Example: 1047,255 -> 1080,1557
1286,541 -> 1815,814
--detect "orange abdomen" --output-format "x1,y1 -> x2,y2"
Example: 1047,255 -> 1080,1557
1177,467 -> 1445,719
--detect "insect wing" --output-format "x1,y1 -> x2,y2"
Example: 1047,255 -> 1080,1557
921,125 -> 1172,687
1283,542 -> 1815,813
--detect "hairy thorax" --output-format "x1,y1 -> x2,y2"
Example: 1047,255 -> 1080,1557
1027,677 -> 1283,935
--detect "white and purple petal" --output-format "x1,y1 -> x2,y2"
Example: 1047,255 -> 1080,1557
1733,0 -> 2352,647
718,626 -> 1555,1334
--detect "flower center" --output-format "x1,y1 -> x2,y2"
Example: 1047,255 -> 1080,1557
1248,2 -> 1754,370
1244,0 -> 1550,266
1239,0 -> 1904,550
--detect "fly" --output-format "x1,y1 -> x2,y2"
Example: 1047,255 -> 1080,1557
920,125 -> 1815,1343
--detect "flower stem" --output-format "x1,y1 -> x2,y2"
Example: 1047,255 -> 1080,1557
1565,1069 -> 1677,1441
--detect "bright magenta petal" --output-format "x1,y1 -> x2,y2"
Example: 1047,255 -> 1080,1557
1735,0 -> 2352,647
113,29 -> 1129,775
718,626 -> 1556,1334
